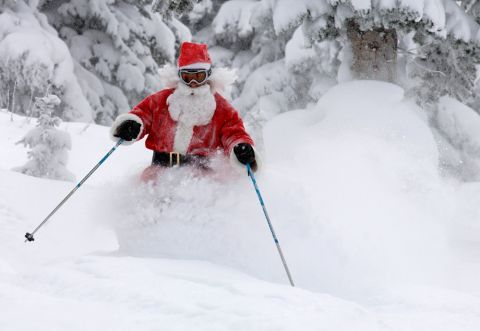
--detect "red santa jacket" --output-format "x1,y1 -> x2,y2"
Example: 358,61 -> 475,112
112,87 -> 254,158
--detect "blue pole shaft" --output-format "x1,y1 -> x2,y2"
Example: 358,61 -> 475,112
246,163 -> 295,287
25,139 -> 124,242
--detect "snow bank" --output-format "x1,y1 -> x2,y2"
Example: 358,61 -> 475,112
437,96 -> 480,158
263,81 -> 453,293
435,96 -> 480,180
107,81 -> 458,298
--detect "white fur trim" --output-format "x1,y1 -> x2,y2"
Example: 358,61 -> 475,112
158,64 -> 236,96
110,113 -> 144,146
173,123 -> 195,154
179,62 -> 211,70
230,145 -> 262,174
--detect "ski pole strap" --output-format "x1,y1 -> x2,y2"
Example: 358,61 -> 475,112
25,139 -> 124,242
246,163 -> 295,287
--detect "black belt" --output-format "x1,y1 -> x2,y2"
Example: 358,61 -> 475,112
152,151 -> 209,168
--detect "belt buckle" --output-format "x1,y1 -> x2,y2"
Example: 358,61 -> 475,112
169,152 -> 181,167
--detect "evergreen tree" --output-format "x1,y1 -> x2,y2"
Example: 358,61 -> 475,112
152,0 -> 198,18
197,0 -> 480,144
0,0 -> 93,121
14,94 -> 75,182
181,0 -> 218,32
180,0 -> 299,144
407,34 -> 480,110
171,0 -> 480,114
460,0 -> 480,24
40,0 -> 190,124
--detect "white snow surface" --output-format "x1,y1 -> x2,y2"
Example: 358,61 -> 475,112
1,81 -> 480,330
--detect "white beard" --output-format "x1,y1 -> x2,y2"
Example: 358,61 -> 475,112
166,83 -> 216,153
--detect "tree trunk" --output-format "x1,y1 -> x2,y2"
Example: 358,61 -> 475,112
347,20 -> 397,82
10,78 -> 17,121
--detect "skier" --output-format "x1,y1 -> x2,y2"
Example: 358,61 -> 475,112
110,42 -> 259,181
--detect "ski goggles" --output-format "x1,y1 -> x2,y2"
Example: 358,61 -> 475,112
178,68 -> 212,85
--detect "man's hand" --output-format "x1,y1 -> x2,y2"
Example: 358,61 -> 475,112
113,120 -> 141,141
234,143 -> 257,171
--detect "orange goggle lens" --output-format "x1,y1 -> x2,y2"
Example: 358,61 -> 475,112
179,70 -> 209,84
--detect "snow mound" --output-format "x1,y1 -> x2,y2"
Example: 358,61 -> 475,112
107,81 -> 457,297
437,96 -> 480,158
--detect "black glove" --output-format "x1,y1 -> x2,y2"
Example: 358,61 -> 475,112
234,143 -> 257,170
113,120 -> 141,141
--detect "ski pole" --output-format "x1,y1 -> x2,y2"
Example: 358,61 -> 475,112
246,163 -> 295,287
24,139 -> 125,242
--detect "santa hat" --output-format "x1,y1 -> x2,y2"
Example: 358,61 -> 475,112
177,42 -> 212,70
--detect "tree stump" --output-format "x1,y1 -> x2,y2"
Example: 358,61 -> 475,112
347,20 -> 397,82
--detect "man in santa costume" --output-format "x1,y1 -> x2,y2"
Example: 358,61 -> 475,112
110,42 -> 259,181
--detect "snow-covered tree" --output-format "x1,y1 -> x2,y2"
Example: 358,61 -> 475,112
40,0 -> 191,124
407,35 -> 480,110
181,0 -> 218,32
283,0 -> 480,105
181,0 -> 301,143
460,0 -> 480,24
195,1 -> 480,143
14,94 -> 75,182
0,52 -> 51,118
0,0 -> 93,121
157,0 -> 480,171
152,0 -> 199,18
